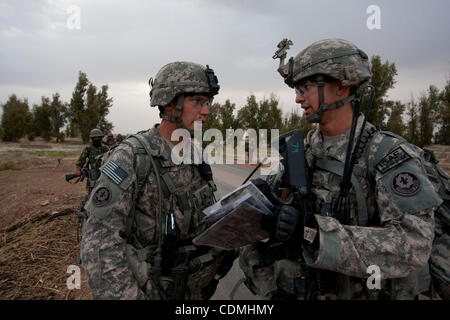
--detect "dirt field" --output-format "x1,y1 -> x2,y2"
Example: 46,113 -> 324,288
0,138 -> 92,300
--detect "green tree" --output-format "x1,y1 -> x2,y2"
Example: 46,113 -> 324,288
237,94 -> 284,141
405,97 -> 420,146
362,55 -> 398,126
49,93 -> 68,142
1,94 -> 32,142
94,85 -> 114,135
68,71 -> 89,139
385,100 -> 406,137
282,108 -> 316,135
219,99 -> 237,135
417,85 -> 440,147
204,102 -> 221,132
259,95 -> 283,141
69,71 -> 114,143
236,95 -> 259,130
32,96 -> 52,141
435,79 -> 450,145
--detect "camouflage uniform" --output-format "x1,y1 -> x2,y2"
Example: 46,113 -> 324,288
302,116 -> 439,298
80,62 -> 231,300
239,39 -> 442,300
76,144 -> 109,192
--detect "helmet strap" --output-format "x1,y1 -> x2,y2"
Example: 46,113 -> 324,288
160,94 -> 185,124
175,94 -> 185,130
306,75 -> 355,123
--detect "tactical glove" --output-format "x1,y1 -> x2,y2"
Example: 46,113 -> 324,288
252,178 -> 283,236
80,169 -> 89,181
274,205 -> 303,241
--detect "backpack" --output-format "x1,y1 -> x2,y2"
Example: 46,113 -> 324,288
370,130 -> 450,299
422,148 -> 450,299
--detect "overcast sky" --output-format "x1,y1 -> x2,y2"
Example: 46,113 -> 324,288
1,0 -> 449,134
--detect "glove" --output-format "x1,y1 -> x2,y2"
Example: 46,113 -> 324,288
252,178 -> 282,236
274,205 -> 303,241
80,169 -> 89,181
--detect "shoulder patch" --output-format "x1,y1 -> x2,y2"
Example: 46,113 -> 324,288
376,146 -> 411,174
93,187 -> 112,206
102,160 -> 129,185
392,172 -> 421,196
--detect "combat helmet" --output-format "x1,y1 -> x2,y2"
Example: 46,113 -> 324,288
274,38 -> 372,123
89,128 -> 104,138
149,61 -> 220,126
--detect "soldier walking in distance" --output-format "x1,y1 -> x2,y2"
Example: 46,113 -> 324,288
80,62 -> 237,300
240,39 -> 443,300
76,128 -> 110,195
75,128 -> 109,241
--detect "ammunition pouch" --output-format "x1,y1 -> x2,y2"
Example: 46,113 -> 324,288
137,241 -> 225,300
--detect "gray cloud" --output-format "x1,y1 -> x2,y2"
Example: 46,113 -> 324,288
1,0 -> 449,133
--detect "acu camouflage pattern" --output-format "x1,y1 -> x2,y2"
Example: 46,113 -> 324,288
301,115 -> 440,299
287,39 -> 371,87
80,128 -> 222,299
150,61 -> 217,107
239,245 -> 302,297
240,115 -> 441,299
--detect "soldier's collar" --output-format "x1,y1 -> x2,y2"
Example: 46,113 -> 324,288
148,127 -> 173,161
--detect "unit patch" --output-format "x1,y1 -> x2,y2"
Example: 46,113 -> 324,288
103,160 -> 128,185
391,172 -> 421,196
376,147 -> 411,174
93,187 -> 112,206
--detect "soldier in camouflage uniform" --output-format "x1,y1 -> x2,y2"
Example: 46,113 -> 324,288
75,129 -> 110,241
76,128 -> 110,195
240,39 -> 442,299
80,61 -> 237,300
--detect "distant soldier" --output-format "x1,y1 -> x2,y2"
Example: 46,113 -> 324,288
76,128 -> 110,194
75,128 -> 109,241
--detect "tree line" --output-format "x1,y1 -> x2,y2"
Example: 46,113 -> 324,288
1,58 -> 449,148
0,71 -> 113,144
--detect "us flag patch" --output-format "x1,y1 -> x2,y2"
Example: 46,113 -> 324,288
103,160 -> 128,185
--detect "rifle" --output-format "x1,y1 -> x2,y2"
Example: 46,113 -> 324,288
245,129 -> 312,266
65,169 -> 88,183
